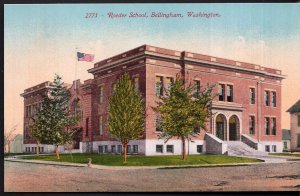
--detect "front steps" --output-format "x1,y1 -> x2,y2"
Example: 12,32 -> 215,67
226,141 -> 268,156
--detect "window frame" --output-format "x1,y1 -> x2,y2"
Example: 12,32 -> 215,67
165,77 -> 174,93
156,145 -> 163,153
193,80 -> 201,96
127,145 -> 131,154
271,117 -> 276,135
155,76 -> 163,97
249,88 -> 255,104
98,146 -> 104,154
218,83 -> 225,101
265,117 -> 270,135
166,145 -> 174,153
111,145 -> 116,153
249,116 -> 255,135
226,84 -> 233,102
265,145 -> 270,152
133,145 -> 138,154
117,145 -> 122,154
271,91 -> 276,107
264,90 -> 270,106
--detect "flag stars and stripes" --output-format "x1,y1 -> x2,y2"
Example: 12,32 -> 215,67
77,52 -> 94,62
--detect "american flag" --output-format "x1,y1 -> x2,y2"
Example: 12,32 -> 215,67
77,52 -> 94,62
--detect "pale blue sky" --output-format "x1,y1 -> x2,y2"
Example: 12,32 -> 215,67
4,4 -> 300,132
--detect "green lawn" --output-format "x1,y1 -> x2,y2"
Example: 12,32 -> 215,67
4,153 -> 33,158
20,153 -> 263,166
269,153 -> 300,158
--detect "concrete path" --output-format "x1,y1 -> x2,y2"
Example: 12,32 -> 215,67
5,153 -> 300,170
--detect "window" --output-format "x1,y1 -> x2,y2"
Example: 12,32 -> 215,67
133,145 -> 138,153
99,115 -> 103,135
155,76 -> 163,97
99,86 -> 104,103
111,145 -> 116,153
283,141 -> 288,150
127,145 -> 131,154
193,80 -> 200,96
117,145 -> 122,154
156,145 -> 163,153
264,91 -> 270,106
133,77 -> 139,92
85,118 -> 89,136
104,145 -> 108,153
98,146 -> 103,154
272,145 -> 277,152
271,118 -> 276,135
197,145 -> 203,153
249,116 -> 255,135
265,145 -> 270,152
40,147 -> 44,153
166,145 -> 174,153
226,85 -> 233,102
32,147 -> 35,153
165,77 -> 174,94
250,88 -> 255,104
298,115 -> 300,127
297,134 -> 300,147
271,92 -> 276,107
218,84 -> 225,101
155,115 -> 163,132
265,117 -> 270,135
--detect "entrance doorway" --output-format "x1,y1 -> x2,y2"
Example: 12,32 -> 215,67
229,115 -> 240,141
216,114 -> 227,141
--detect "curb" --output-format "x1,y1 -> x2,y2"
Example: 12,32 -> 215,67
4,158 -> 86,168
5,158 -> 268,170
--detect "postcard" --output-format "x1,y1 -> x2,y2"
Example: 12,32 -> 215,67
4,3 -> 300,192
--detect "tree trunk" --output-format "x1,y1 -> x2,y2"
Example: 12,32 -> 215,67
123,143 -> 127,163
182,137 -> 187,160
56,145 -> 60,160
36,142 -> 40,156
7,142 -> 11,154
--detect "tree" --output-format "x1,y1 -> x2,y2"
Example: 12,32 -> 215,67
31,74 -> 79,159
4,124 -> 18,153
108,73 -> 145,163
153,75 -> 215,160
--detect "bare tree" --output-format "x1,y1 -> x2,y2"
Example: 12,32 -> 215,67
4,124 -> 18,153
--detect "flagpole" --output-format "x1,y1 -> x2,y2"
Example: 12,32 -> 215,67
75,47 -> 78,115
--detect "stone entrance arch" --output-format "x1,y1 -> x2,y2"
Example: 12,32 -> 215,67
215,114 -> 227,141
229,115 -> 240,141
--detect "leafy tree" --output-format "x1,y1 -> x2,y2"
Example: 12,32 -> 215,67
108,73 -> 145,163
153,75 -> 215,160
31,74 -> 79,159
4,124 -> 18,153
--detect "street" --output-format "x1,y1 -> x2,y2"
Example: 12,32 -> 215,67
4,161 -> 300,192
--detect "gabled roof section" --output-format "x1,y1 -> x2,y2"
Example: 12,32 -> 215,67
287,99 -> 300,113
282,129 -> 291,140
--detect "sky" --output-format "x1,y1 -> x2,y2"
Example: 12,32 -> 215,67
4,3 -> 300,134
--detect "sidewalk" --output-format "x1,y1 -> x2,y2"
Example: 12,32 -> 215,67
4,156 -> 266,171
5,154 -> 299,171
